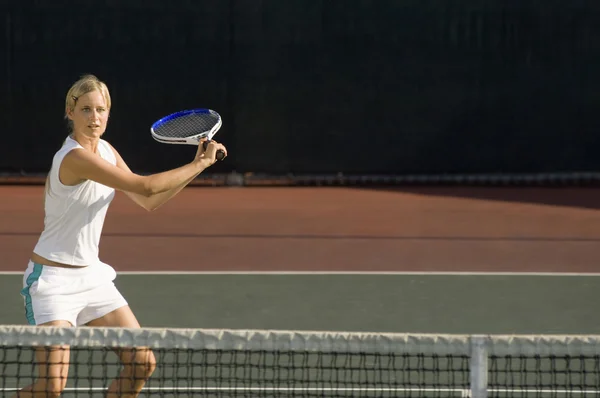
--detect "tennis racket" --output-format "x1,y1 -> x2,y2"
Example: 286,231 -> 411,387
150,108 -> 226,161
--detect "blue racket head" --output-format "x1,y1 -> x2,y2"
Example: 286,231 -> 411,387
151,108 -> 222,145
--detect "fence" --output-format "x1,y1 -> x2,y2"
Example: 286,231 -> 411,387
1,1 -> 599,186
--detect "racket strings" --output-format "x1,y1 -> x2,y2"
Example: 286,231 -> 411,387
153,114 -> 219,139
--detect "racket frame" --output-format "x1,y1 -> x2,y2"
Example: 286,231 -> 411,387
150,108 -> 222,146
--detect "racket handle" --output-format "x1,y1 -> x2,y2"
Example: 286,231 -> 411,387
202,141 -> 226,161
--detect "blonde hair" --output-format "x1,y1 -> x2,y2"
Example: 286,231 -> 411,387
65,74 -> 111,131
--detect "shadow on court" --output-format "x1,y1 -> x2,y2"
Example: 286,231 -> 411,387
353,186 -> 600,211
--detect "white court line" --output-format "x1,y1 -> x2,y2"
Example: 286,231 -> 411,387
1,270 -> 600,276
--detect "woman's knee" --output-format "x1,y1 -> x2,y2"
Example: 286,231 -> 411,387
32,345 -> 70,398
143,349 -> 157,377
123,348 -> 156,379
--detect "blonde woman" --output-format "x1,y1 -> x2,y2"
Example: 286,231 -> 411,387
15,74 -> 227,398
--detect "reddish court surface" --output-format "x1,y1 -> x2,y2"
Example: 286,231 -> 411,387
1,185 -> 600,273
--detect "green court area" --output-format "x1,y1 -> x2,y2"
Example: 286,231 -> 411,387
1,273 -> 599,334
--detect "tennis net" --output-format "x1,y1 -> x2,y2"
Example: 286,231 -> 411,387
1,326 -> 599,397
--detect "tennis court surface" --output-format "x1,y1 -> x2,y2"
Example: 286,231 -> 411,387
1,185 -> 600,397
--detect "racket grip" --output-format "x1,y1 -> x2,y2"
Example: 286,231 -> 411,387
202,141 -> 226,161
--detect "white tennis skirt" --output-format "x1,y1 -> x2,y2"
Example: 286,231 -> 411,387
21,260 -> 128,327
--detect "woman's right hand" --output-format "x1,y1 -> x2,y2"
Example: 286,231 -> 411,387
195,138 -> 227,166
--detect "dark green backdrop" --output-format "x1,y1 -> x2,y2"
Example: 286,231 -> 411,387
1,0 -> 599,177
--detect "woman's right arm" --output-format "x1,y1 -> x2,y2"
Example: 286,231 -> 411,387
60,148 -> 212,197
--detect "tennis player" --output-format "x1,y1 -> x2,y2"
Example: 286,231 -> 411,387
14,74 -> 227,398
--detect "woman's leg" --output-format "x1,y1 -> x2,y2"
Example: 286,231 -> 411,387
12,320 -> 72,398
85,306 -> 157,398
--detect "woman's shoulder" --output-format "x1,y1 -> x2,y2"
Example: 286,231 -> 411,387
52,136 -> 81,159
98,138 -> 117,164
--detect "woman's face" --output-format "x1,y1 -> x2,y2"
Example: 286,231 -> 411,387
67,90 -> 110,139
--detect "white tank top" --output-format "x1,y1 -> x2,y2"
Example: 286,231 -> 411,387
33,136 -> 117,266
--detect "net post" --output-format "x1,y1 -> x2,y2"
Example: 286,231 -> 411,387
469,335 -> 488,398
